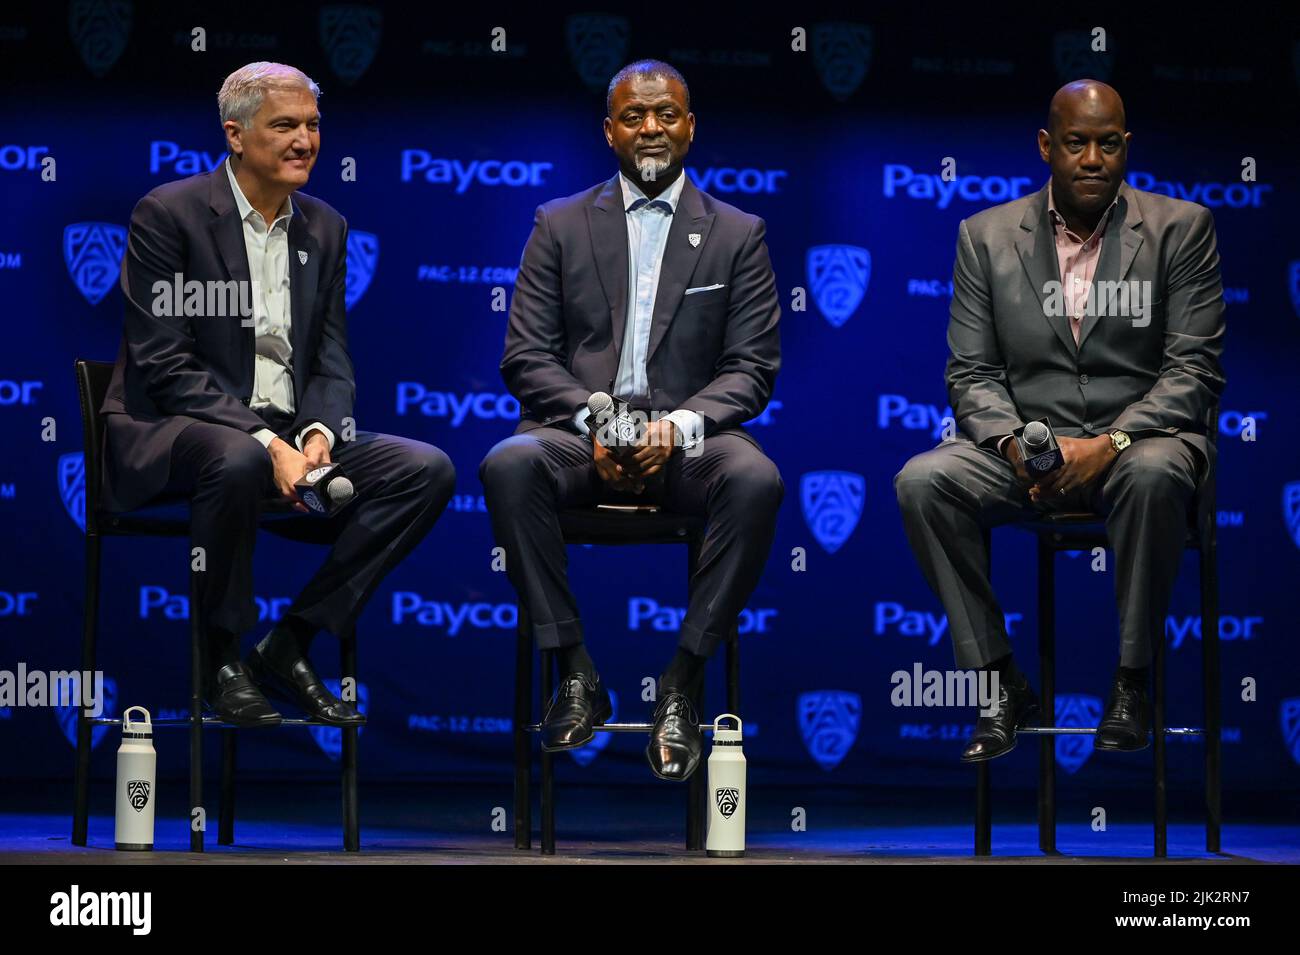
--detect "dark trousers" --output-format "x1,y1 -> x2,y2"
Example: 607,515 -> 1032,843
161,419 -> 455,637
479,426 -> 783,657
894,435 -> 1201,669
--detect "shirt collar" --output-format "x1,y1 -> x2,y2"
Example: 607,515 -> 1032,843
1046,179 -> 1117,243
225,157 -> 294,227
619,168 -> 686,213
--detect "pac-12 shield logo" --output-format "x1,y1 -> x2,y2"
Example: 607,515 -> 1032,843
1052,30 -> 1114,83
1054,694 -> 1102,774
715,787 -> 740,818
69,0 -> 132,77
319,5 -> 381,85
1288,261 -> 1300,319
127,779 -> 150,812
798,690 -> 861,770
64,222 -> 127,306
1284,483 -> 1300,551
59,453 -> 87,532
55,676 -> 118,750
807,244 -> 870,327
811,22 -> 873,101
801,470 -> 865,554
309,680 -> 368,759
570,690 -> 618,766
565,14 -> 629,92
345,230 -> 379,309
1282,698 -> 1300,765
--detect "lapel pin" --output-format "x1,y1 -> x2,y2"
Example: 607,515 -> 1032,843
298,249 -> 308,265
688,233 -> 701,248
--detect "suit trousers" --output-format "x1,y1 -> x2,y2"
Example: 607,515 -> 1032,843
160,419 -> 455,637
894,436 -> 1201,669
479,426 -> 783,656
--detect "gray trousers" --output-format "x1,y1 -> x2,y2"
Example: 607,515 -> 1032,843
894,436 -> 1201,669
479,426 -> 783,656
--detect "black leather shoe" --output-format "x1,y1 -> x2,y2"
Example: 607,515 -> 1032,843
204,663 -> 282,727
541,672 -> 612,752
646,690 -> 703,781
246,644 -> 365,726
960,676 -> 1039,762
1094,676 -> 1151,751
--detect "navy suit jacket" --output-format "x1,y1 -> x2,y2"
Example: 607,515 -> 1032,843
101,166 -> 354,511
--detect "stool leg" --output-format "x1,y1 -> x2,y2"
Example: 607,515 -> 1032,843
514,613 -> 533,850
1153,611 -> 1168,858
341,627 -> 360,852
218,730 -> 236,845
540,649 -> 555,856
73,532 -> 101,846
189,568 -> 205,853
975,762 -> 991,855
686,677 -> 706,851
1202,537 -> 1221,853
726,632 -> 740,714
1037,537 -> 1056,854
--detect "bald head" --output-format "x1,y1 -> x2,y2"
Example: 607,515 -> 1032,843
1048,80 -> 1125,136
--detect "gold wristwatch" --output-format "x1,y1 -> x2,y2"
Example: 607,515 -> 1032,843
1107,429 -> 1132,454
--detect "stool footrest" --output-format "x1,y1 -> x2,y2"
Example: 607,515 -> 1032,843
89,716 -> 346,729
1017,726 -> 1204,736
525,721 -> 711,734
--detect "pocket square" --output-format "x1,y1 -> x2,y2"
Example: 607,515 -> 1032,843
684,283 -> 725,295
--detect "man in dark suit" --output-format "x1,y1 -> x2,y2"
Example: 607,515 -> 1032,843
895,80 -> 1225,760
103,62 -> 455,726
480,60 -> 783,781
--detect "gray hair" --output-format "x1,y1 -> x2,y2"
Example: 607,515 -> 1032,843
218,61 -> 321,129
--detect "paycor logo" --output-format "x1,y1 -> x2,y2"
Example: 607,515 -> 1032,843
1126,171 -> 1271,208
875,602 -> 1023,645
391,592 -> 517,634
396,384 -> 520,424
878,394 -> 954,440
628,597 -> 777,634
399,152 -> 553,191
138,586 -> 289,621
883,164 -> 1033,209
149,141 -> 225,176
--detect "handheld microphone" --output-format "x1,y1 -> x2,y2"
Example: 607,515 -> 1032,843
585,392 -> 643,456
294,463 -> 355,516
1013,418 -> 1065,476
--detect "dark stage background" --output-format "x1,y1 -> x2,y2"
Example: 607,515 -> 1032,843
1,4 -> 1298,810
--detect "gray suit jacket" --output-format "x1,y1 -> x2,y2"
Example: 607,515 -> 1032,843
946,181 -> 1225,463
501,173 -> 781,443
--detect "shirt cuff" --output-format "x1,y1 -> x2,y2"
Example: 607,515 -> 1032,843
995,434 -> 1013,457
572,406 -> 591,437
251,428 -> 277,449
296,423 -> 335,452
663,409 -> 704,451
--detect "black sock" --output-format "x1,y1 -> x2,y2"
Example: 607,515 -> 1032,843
984,652 -> 1025,687
660,647 -> 706,698
1117,664 -> 1149,687
557,643 -> 595,679
258,615 -> 317,664
206,627 -> 241,672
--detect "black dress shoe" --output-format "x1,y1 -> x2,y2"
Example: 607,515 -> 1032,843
960,676 -> 1039,762
204,663 -> 282,727
540,672 -> 612,752
246,644 -> 365,726
1094,676 -> 1151,751
646,690 -> 703,781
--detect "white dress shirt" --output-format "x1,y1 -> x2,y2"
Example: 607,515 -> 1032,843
224,159 -> 333,453
572,170 -> 704,451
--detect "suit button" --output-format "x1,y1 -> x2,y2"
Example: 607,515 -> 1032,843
1078,374 -> 1089,384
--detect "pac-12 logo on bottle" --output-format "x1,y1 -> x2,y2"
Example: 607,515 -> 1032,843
714,787 -> 740,818
127,779 -> 150,812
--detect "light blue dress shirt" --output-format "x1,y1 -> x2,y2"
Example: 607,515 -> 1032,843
572,170 -> 704,451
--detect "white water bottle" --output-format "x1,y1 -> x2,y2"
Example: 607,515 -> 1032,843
114,706 -> 156,851
705,713 -> 746,858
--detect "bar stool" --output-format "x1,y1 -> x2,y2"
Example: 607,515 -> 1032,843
71,359 -> 361,852
513,505 -> 739,855
975,433 -> 1220,858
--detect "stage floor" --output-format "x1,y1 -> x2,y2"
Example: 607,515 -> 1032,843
5,781 -> 1297,864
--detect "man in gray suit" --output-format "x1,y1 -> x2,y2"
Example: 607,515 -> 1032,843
480,60 -> 783,782
895,80 -> 1225,760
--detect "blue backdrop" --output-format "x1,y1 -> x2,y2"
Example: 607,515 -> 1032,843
1,4 -> 1298,807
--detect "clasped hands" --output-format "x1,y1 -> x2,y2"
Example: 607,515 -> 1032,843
592,418 -> 682,494
1005,434 -> 1116,505
268,429 -> 332,513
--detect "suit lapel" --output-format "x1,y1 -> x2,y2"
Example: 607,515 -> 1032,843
1077,182 -> 1144,350
208,168 -> 255,381
1015,185 -> 1075,356
587,175 -> 629,362
647,177 -> 713,362
287,206 -> 319,404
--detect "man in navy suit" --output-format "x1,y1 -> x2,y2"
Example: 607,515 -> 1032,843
480,60 -> 784,781
102,62 -> 454,726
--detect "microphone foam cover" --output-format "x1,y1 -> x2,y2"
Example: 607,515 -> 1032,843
329,476 -> 355,504
587,392 -> 613,415
1023,421 -> 1049,447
